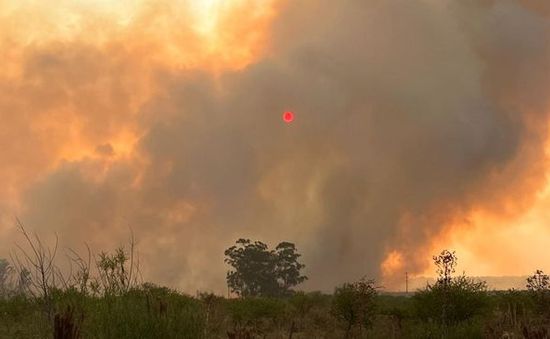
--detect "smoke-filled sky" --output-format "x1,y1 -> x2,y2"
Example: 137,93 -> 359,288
1,0 -> 550,292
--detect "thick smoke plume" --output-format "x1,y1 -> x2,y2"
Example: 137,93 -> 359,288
0,0 -> 549,292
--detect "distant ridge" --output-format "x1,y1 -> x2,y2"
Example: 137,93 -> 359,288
389,276 -> 529,292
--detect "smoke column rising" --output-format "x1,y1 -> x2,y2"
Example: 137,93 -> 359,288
0,0 -> 549,291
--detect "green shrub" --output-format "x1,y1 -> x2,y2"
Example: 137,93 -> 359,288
76,285 -> 205,338
0,295 -> 40,336
526,270 -> 550,318
331,278 -> 378,338
226,297 -> 285,325
413,275 -> 489,325
406,319 -> 485,339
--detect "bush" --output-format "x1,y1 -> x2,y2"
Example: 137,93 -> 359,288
226,297 -> 286,337
0,294 -> 47,337
526,270 -> 550,318
407,319 -> 485,339
413,275 -> 489,325
76,285 -> 205,339
331,278 -> 378,338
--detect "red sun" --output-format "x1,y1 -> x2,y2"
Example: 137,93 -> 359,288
283,111 -> 294,123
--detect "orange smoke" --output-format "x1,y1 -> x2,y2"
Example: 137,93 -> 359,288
2,0 -> 550,293
381,250 -> 404,279
0,0 -> 281,212
381,114 -> 550,286
427,121 -> 550,278
188,0 -> 280,72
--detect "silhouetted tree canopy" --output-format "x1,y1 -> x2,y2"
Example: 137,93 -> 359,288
433,249 -> 457,287
224,239 -> 307,297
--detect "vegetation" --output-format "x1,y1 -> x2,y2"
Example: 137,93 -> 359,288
2,225 -> 550,338
224,239 -> 307,297
331,278 -> 378,338
413,250 -> 490,327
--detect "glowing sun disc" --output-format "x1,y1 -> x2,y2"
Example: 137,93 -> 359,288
283,111 -> 294,123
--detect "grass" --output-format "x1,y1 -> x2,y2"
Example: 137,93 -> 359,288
2,288 -> 550,338
2,231 -> 549,338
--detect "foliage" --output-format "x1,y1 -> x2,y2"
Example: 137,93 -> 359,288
226,297 -> 286,336
197,291 -> 227,337
0,278 -> 547,339
526,269 -> 550,318
414,275 -> 489,324
3,229 -> 550,338
331,277 -> 378,338
414,250 -> 489,326
224,239 -> 307,297
483,289 -> 543,338
433,249 -> 457,286
406,319 -> 485,339
94,246 -> 140,296
0,259 -> 14,297
288,291 -> 327,317
275,242 -> 308,293
44,284 -> 205,339
526,270 -> 549,292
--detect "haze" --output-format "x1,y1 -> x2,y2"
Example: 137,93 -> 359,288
1,0 -> 549,293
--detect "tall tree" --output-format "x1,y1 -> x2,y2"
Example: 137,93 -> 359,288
224,239 -> 307,297
433,249 -> 457,286
275,242 -> 307,294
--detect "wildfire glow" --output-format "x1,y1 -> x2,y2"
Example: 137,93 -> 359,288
1,0 -> 549,293
188,0 -> 223,34
382,250 -> 404,279
0,0 -> 281,215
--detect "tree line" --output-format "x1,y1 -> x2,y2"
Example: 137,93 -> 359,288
3,224 -> 550,337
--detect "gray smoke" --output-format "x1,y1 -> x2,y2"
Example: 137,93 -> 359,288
2,0 -> 549,292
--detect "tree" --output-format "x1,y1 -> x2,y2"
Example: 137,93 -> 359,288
527,270 -> 550,292
526,270 -> 550,317
413,250 -> 488,326
275,242 -> 307,292
433,249 -> 457,286
331,278 -> 378,338
224,239 -> 307,297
